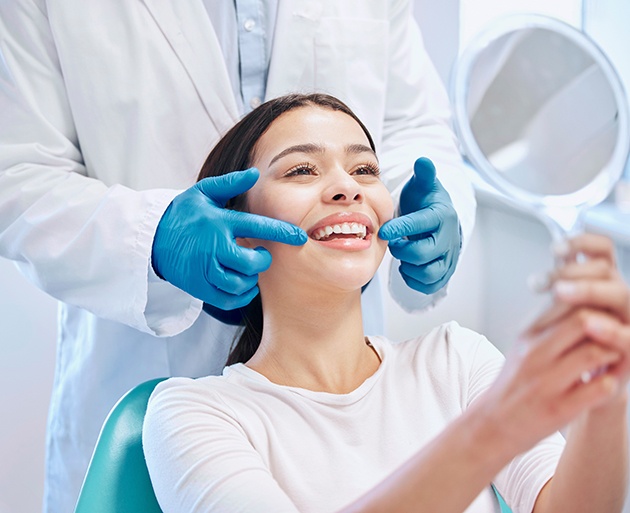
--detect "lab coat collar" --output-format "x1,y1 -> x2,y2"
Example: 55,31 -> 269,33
141,0 -> 240,133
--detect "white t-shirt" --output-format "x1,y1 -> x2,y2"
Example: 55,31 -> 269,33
143,322 -> 565,513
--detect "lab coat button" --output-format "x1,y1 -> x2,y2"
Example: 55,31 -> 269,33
250,96 -> 262,108
244,19 -> 256,31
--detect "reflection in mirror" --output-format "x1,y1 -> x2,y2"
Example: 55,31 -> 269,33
452,16 -> 629,238
470,28 -> 618,196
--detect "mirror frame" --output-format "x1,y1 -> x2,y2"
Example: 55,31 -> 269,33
451,14 -> 630,211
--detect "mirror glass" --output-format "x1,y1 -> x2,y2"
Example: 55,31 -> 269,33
451,15 -> 630,238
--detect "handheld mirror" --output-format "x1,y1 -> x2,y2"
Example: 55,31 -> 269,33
451,15 -> 630,243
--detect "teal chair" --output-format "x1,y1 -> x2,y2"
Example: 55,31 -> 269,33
74,377 -> 512,513
494,486 -> 513,513
74,378 -> 166,513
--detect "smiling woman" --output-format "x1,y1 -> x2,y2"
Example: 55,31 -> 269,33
142,93 -> 630,513
197,94 -> 393,367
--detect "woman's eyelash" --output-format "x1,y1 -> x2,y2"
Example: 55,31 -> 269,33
354,163 -> 380,176
284,162 -> 380,177
284,163 -> 317,176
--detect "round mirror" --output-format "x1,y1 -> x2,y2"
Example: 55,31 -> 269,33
451,15 -> 630,238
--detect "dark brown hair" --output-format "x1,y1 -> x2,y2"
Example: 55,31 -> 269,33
198,93 -> 375,365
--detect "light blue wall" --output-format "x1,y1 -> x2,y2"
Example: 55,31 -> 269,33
0,258 -> 56,513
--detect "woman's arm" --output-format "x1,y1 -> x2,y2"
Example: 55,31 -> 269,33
349,233 -> 630,513
340,397 -> 516,513
531,235 -> 630,513
534,395 -> 628,513
144,378 -> 301,513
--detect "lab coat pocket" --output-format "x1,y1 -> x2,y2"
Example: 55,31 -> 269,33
314,18 -> 389,145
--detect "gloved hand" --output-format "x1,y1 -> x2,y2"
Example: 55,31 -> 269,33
378,157 -> 461,295
152,168 -> 307,310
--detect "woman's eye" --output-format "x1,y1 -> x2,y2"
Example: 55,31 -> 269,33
285,164 -> 316,177
353,164 -> 380,176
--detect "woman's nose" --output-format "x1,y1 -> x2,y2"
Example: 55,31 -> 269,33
324,170 -> 363,204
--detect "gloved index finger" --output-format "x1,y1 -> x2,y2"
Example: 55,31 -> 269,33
231,211 -> 308,246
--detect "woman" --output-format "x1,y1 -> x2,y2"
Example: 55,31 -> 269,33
143,93 -> 630,512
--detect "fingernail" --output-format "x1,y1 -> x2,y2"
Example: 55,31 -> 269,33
552,240 -> 570,259
580,370 -> 592,384
527,272 -> 552,293
586,316 -> 607,336
603,375 -> 619,395
554,280 -> 577,298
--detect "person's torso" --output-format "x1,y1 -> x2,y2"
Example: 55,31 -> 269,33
201,327 -> 501,512
41,2 -> 396,509
46,0 -> 392,190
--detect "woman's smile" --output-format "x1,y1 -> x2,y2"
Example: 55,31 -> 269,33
308,211 -> 375,251
307,212 -> 374,245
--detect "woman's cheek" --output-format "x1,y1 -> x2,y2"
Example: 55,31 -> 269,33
249,187 -> 308,225
374,188 -> 395,224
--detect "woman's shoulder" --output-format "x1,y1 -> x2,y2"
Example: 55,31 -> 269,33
372,322 -> 506,408
151,373 -> 225,392
375,320 -> 488,353
146,372 -> 244,415
373,321 -> 502,370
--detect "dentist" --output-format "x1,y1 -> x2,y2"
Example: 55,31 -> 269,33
0,1 -> 475,511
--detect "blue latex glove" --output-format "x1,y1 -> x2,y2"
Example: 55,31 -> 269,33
378,157 -> 461,295
152,168 -> 307,310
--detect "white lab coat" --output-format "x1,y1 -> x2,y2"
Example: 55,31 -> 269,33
0,1 -> 475,511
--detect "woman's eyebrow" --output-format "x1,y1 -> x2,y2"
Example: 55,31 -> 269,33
269,143 -> 325,166
345,144 -> 377,159
269,142 -> 377,166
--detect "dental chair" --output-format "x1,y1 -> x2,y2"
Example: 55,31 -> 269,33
495,488 -> 512,513
73,377 -> 512,513
73,377 -> 166,513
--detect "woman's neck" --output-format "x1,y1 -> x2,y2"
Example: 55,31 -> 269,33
245,286 -> 380,394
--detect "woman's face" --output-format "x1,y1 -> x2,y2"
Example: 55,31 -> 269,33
243,105 -> 394,293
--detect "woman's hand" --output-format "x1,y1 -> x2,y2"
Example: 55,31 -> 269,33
549,234 -> 630,387
478,233 -> 630,457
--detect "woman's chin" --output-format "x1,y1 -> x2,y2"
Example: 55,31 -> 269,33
264,249 -> 384,295
316,268 -> 377,293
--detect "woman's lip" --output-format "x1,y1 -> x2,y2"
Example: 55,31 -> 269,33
313,237 -> 372,251
307,212 -> 375,237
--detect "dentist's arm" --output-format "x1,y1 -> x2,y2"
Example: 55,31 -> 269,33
0,1 -> 186,336
379,0 -> 475,309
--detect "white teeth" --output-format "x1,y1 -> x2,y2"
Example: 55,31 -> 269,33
312,222 -> 368,240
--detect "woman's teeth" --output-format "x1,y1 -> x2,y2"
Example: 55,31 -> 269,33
312,222 -> 368,241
